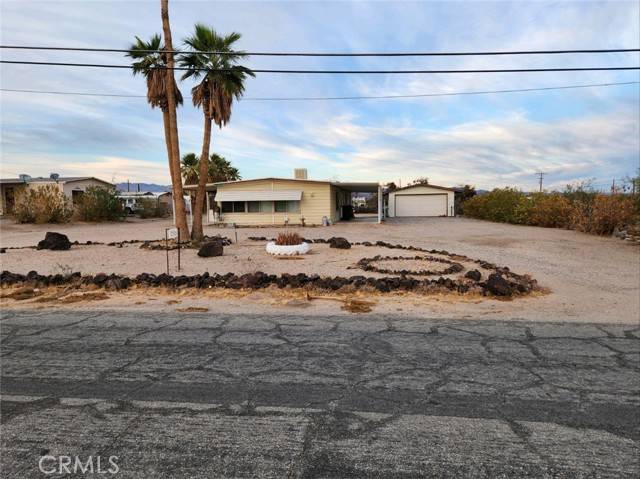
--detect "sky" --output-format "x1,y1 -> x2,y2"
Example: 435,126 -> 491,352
1,0 -> 639,191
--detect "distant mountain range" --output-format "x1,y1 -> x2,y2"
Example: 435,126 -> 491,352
115,182 -> 171,193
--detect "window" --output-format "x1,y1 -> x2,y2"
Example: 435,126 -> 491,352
274,201 -> 287,213
247,201 -> 271,213
221,201 -> 246,213
274,201 -> 300,213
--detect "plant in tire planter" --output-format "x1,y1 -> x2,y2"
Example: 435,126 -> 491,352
266,232 -> 311,256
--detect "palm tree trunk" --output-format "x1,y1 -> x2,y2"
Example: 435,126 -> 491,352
162,109 -> 177,188
160,0 -> 189,240
191,115 -> 212,240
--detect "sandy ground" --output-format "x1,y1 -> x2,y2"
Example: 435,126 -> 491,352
1,216 -> 638,323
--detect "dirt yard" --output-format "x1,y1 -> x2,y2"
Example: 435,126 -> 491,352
1,216 -> 638,323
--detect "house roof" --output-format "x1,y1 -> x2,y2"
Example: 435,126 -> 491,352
389,183 -> 456,193
27,176 -> 112,185
0,178 -> 25,185
211,177 -> 333,187
207,177 -> 379,192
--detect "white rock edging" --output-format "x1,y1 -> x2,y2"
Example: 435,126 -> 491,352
265,241 -> 311,256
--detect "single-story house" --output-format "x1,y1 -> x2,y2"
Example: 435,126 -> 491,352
184,173 -> 381,225
386,184 -> 456,217
0,174 -> 113,215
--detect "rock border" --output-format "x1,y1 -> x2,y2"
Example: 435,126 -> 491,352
356,255 -> 464,277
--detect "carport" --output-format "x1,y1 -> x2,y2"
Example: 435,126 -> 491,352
331,181 -> 383,223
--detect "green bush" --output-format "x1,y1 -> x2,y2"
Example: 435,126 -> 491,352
462,188 -> 530,224
462,186 -> 637,236
75,186 -> 125,222
137,198 -> 168,219
12,184 -> 73,224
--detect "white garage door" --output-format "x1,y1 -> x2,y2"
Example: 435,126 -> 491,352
395,194 -> 447,217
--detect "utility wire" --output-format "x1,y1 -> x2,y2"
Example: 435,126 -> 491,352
1,60 -> 639,74
1,45 -> 639,56
1,81 -> 638,101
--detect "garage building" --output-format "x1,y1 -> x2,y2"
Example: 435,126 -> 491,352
386,184 -> 455,218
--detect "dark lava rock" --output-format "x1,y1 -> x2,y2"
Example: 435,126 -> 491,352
92,273 -> 108,285
198,241 -> 223,257
0,248 -> 6,254
486,273 -> 512,296
329,237 -> 351,249
36,232 -> 71,251
465,269 -> 482,281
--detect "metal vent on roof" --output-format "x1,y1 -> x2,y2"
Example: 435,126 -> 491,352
294,168 -> 308,180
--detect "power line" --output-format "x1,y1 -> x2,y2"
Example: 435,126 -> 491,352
1,44 -> 639,56
1,59 -> 639,74
536,172 -> 546,192
1,81 -> 638,101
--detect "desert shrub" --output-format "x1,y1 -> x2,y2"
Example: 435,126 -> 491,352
275,232 -> 302,245
137,198 -> 168,219
571,194 -> 635,235
75,186 -> 125,222
562,181 -> 598,204
527,193 -> 573,228
462,184 -> 637,236
12,184 -> 73,224
461,188 -> 530,224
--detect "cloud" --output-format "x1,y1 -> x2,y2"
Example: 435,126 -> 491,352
0,1 -> 638,190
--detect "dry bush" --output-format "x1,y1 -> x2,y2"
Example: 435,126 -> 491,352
528,193 -> 573,228
275,232 -> 303,245
75,186 -> 125,222
12,184 -> 73,224
137,198 -> 168,218
571,194 -> 635,235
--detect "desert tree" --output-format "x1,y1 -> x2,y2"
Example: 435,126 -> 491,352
179,23 -> 253,240
159,0 -> 189,238
181,152 -> 241,185
126,32 -> 189,238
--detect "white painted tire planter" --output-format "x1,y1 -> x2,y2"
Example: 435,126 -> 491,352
266,241 -> 311,256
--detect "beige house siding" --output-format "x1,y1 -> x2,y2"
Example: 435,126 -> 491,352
216,179 -> 334,225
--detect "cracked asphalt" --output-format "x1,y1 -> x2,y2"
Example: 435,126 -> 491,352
1,310 -> 639,478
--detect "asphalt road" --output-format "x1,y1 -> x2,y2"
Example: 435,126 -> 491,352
1,310 -> 638,478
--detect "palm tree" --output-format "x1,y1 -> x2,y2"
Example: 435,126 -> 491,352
181,152 -> 241,184
159,0 -> 189,239
181,153 -> 200,185
208,153 -> 241,182
179,24 -> 254,240
127,32 -> 189,239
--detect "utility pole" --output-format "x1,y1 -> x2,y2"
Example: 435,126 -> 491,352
127,179 -> 130,192
611,178 -> 616,193
535,172 -> 546,192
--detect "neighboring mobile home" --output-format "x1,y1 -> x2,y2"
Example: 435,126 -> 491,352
0,174 -> 113,215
